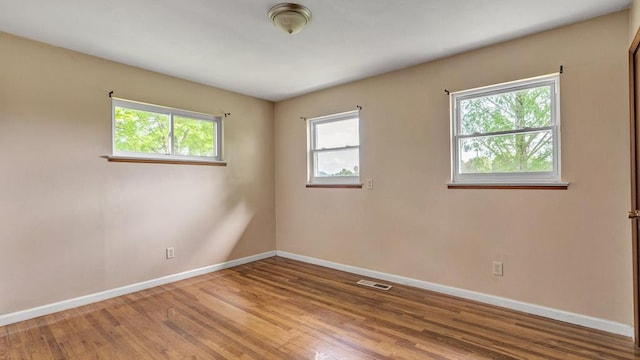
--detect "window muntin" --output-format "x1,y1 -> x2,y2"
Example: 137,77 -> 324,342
451,74 -> 560,184
112,99 -> 222,162
308,110 -> 360,185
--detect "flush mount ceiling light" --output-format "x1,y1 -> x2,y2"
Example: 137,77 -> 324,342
268,3 -> 312,35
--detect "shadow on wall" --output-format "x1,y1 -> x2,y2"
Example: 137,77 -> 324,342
0,156 -> 257,314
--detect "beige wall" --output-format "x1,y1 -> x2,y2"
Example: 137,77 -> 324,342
631,0 -> 640,42
275,11 -> 632,324
0,33 -> 275,314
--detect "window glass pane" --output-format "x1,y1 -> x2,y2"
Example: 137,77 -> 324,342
114,106 -> 170,154
459,130 -> 553,173
173,116 -> 215,157
315,118 -> 359,149
315,149 -> 359,177
459,85 -> 551,135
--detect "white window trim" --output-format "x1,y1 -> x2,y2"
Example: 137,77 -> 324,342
111,98 -> 223,163
450,74 -> 565,186
307,110 -> 361,185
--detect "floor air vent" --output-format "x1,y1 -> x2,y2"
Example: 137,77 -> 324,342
357,279 -> 392,291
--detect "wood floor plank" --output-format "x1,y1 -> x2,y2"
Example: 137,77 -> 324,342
1,256 -> 640,359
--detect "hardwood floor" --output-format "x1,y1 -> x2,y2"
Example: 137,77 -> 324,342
1,256 -> 640,359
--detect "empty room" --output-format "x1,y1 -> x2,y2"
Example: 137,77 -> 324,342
2,0 -> 640,358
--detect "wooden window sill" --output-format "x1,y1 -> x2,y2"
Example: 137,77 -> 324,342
306,184 -> 363,189
104,156 -> 226,166
447,182 -> 569,190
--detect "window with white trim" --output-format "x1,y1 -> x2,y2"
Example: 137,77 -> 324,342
112,99 -> 222,162
308,110 -> 360,185
450,74 -> 562,185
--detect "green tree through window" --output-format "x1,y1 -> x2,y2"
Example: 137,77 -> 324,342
112,99 -> 221,161
173,116 -> 215,157
114,107 -> 170,154
459,86 -> 552,173
451,74 -> 561,184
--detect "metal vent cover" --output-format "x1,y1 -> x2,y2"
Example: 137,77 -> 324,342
357,279 -> 392,291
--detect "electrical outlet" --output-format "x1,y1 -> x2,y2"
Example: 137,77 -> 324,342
366,178 -> 373,190
492,261 -> 503,276
166,247 -> 175,259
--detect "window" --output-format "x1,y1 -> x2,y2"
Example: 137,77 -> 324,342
112,99 -> 222,163
308,110 -> 360,185
450,74 -> 563,186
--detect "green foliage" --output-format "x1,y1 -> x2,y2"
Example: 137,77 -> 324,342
459,86 -> 553,173
173,116 -> 215,157
114,107 -> 170,154
114,107 -> 215,157
317,167 -> 359,177
461,156 -> 491,173
333,168 -> 356,176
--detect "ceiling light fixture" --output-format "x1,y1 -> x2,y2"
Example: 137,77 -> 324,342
268,3 -> 312,35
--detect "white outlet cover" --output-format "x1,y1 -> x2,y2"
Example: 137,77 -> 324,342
492,261 -> 503,276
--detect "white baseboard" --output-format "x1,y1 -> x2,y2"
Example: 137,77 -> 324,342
0,251 -> 276,327
276,251 -> 634,338
3,249 -> 633,339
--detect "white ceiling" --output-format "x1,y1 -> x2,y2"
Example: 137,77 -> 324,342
0,0 -> 631,101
